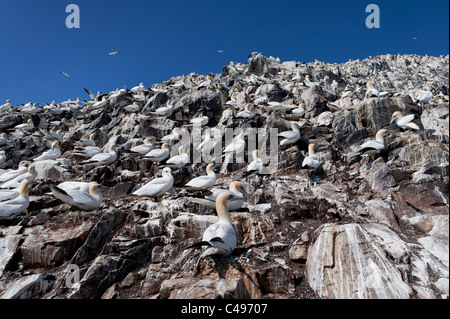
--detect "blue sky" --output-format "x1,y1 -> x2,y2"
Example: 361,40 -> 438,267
0,0 -> 448,104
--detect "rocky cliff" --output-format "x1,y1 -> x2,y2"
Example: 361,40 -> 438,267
0,53 -> 448,299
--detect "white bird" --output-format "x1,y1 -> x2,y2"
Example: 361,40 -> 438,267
190,115 -> 209,127
130,138 -> 155,155
278,122 -> 301,146
0,99 -> 12,112
82,143 -> 117,166
161,127 -> 183,144
185,163 -> 217,190
197,128 -> 215,157
247,149 -> 264,174
187,181 -> 249,211
34,141 -> 61,162
13,119 -> 34,132
302,144 -> 321,168
130,82 -> 146,94
365,81 -> 379,98
291,104 -> 305,116
292,70 -> 302,82
331,80 -> 338,92
143,143 -> 170,162
79,134 -> 96,147
358,129 -> 388,154
152,102 -> 174,116
236,104 -> 253,119
107,51 -> 119,56
0,150 -> 6,165
415,90 -> 433,104
50,182 -> 107,210
265,101 -> 296,112
0,133 -> 8,146
123,102 -> 140,113
0,180 -> 30,219
0,161 -> 29,183
92,97 -> 108,109
166,145 -> 189,168
390,111 -> 420,130
189,192 -> 239,272
221,132 -> 246,174
73,146 -> 102,158
132,167 -> 174,197
0,165 -> 37,189
20,104 -> 39,115
61,71 -> 71,79
57,181 -> 93,193
40,129 -> 62,142
0,188 -> 21,202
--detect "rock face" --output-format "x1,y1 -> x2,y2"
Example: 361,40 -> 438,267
0,53 -> 448,299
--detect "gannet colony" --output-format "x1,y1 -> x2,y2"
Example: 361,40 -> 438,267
0,53 -> 448,299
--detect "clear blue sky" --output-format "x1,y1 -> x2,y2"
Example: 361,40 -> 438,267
1,0 -> 448,105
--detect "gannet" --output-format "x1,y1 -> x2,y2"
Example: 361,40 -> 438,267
190,115 -> 209,127
0,99 -> 12,112
184,163 -> 217,190
302,144 -> 321,168
50,182 -> 107,210
0,161 -> 29,183
133,92 -> 147,102
152,102 -> 174,116
0,165 -> 37,189
82,143 -> 117,166
327,101 -> 343,112
278,122 -> 301,146
107,51 -> 119,56
331,80 -> 338,92
33,141 -> 61,162
0,180 -> 30,219
221,132 -> 246,174
292,70 -> 302,82
189,192 -> 239,270
247,149 -> 264,174
130,138 -> 155,155
40,129 -> 62,142
415,90 -> 433,104
358,129 -> 388,154
130,82 -> 145,94
0,151 -> 5,165
161,127 -> 182,144
197,128 -> 214,156
265,101 -> 296,112
166,145 -> 189,168
73,146 -> 102,158
236,104 -> 253,119
132,167 -> 174,197
390,111 -> 420,130
79,134 -> 96,147
187,181 -> 249,211
0,133 -> 8,146
143,143 -> 170,162
0,187 -> 21,202
123,102 -> 140,113
365,81 -> 379,98
61,71 -> 71,79
13,119 -> 34,132
92,97 -> 108,109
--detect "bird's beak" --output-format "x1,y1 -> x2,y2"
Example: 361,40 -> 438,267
239,187 -> 250,199
98,185 -> 109,190
389,117 -> 395,124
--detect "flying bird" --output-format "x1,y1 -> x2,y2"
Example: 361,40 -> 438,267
412,37 -> 418,40
61,72 -> 71,79
107,51 -> 119,56
217,50 -> 224,53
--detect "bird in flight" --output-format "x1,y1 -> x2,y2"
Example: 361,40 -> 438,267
412,37 -> 418,40
107,51 -> 119,56
61,72 -> 71,79
217,50 -> 224,53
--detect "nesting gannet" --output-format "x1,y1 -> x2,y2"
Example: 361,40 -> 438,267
166,145 -> 189,168
0,151 -> 6,165
161,127 -> 183,144
73,146 -> 102,158
123,102 -> 140,113
50,182 -> 106,210
0,133 -> 8,146
92,97 -> 108,109
130,82 -> 145,94
331,80 -> 338,92
247,150 -> 264,174
82,143 -> 117,166
0,187 -> 21,202
0,161 -> 29,183
0,99 -> 12,112
390,111 -> 420,130
133,92 -> 147,102
143,143 -> 170,162
79,134 -> 96,147
236,104 -> 253,119
0,180 -> 30,219
358,129 -> 388,155
189,192 -> 238,270
327,101 -> 343,112
220,132 -> 246,174
190,115 -> 209,127
13,119 -> 34,132
415,90 -> 433,104
265,101 -> 296,112
185,163 -> 217,190
292,70 -> 302,82
40,129 -> 62,142
278,122 -> 301,146
302,144 -> 321,168
33,141 -> 61,162
152,102 -> 174,116
187,181 -> 249,211
0,165 -> 37,189
197,128 -> 215,157
132,167 -> 174,197
130,138 -> 155,155
365,81 -> 379,98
